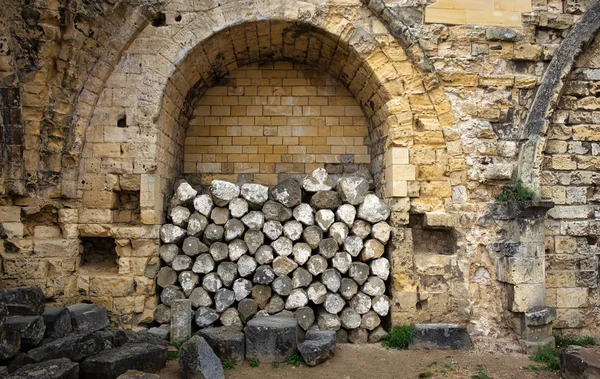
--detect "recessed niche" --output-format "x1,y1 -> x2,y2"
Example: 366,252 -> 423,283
117,115 -> 127,128
410,215 -> 457,255
151,12 -> 166,27
80,237 -> 118,272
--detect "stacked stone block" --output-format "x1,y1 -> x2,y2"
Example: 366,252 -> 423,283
157,169 -> 391,343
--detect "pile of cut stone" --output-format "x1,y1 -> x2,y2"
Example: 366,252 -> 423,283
0,287 -> 168,378
157,168 -> 391,343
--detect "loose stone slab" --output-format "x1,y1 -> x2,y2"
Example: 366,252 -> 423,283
409,324 -> 472,350
558,345 -> 600,379
68,303 -> 109,334
7,358 -> 79,379
80,343 -> 167,379
0,330 -> 20,361
195,307 -> 219,328
0,287 -> 45,316
245,316 -> 298,363
179,336 -> 225,379
297,330 -> 336,366
197,326 -> 245,364
4,316 -> 45,349
42,307 -> 72,339
170,300 -> 192,344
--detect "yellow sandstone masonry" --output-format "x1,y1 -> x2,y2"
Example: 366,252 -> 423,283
425,0 -> 533,26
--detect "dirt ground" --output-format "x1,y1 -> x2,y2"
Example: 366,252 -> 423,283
158,343 -> 561,379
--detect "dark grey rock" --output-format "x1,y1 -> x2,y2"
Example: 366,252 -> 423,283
0,303 -> 7,329
232,278 -> 252,301
153,304 -> 171,324
224,219 -> 245,242
116,370 -> 160,379
0,287 -> 45,316
27,333 -> 104,363
94,330 -> 128,350
409,324 -> 472,350
3,352 -> 27,373
121,330 -> 169,347
297,330 -> 336,366
160,224 -> 187,244
178,336 -> 224,379
272,276 -> 293,296
203,224 -> 225,245
182,237 -> 208,257
265,295 -> 285,314
349,262 -> 370,285
271,179 -> 302,208
4,316 -> 45,349
262,200 -> 293,222
6,358 -> 78,379
302,226 -> 323,249
339,278 -> 358,300
368,326 -> 388,343
194,307 -> 219,328
253,265 -> 275,285
348,328 -> 368,344
245,316 -> 298,363
294,307 -> 315,331
318,238 -> 338,259
159,244 -> 179,265
0,330 -> 21,361
310,190 -> 341,210
79,343 -> 167,379
217,262 -> 238,287
525,306 -> 557,326
156,267 -> 178,288
244,229 -> 264,254
147,327 -> 169,341
237,299 -> 258,322
558,345 -> 600,379
189,287 -> 213,308
214,289 -> 235,313
197,327 -> 245,364
159,286 -> 185,306
192,254 -> 215,275
172,255 -> 193,271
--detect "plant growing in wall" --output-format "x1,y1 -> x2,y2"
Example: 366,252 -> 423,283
495,180 -> 535,203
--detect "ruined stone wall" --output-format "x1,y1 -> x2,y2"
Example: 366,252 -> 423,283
0,0 -> 599,344
542,31 -> 600,334
183,63 -> 370,186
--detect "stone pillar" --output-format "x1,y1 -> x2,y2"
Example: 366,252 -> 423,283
170,299 -> 192,344
491,201 -> 556,353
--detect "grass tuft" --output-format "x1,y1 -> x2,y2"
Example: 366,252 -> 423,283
530,347 -> 559,371
166,351 -> 179,361
471,364 -> 493,379
287,352 -> 304,366
382,324 -> 414,350
496,180 -> 535,203
223,361 -> 235,370
272,362 -> 280,369
418,371 -> 433,378
248,357 -> 260,367
555,334 -> 596,349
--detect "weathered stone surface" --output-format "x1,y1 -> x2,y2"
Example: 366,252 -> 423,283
241,183 -> 269,208
241,211 -> 264,230
339,278 -> 359,301
262,201 -> 292,222
303,168 -> 334,192
0,330 -> 21,361
360,310 -> 380,331
147,326 -> 169,341
294,307 -> 315,331
324,293 -> 345,314
336,329 -> 349,343
232,278 -> 252,301
209,241 -> 228,262
253,265 -> 275,285
224,219 -> 245,241
252,285 -> 272,309
361,239 -> 385,261
297,330 -> 336,366
351,220 -> 371,239
307,255 -> 328,276
292,243 -> 311,265
357,195 -> 390,223
237,299 -> 258,322
202,273 -> 223,293
203,224 -> 224,245
322,269 -> 342,293
26,333 -> 102,363
349,262 -> 370,285
285,289 -> 309,309
311,191 -> 341,210
159,245 -> 179,265
273,256 -> 298,276
271,179 -> 302,208
192,253 -> 215,274
220,308 -> 243,328
372,295 -> 390,317
244,229 -> 264,254
117,370 -> 160,379
329,222 -> 349,246
336,177 -> 369,205
193,194 -> 214,218
350,292 -> 371,314
341,307 -> 361,329
172,255 -> 193,271
237,255 -> 257,278
317,311 -> 341,331
187,213 -> 209,238
368,327 -> 388,343
153,305 -> 171,324
315,209 -> 335,231
210,207 -> 230,225
525,306 -> 557,326
195,307 -> 219,328
336,204 -> 356,227
255,245 -> 274,265
348,328 -> 368,344
171,300 -> 192,344
160,286 -> 185,306
68,303 -> 109,334
303,225 -> 323,249
245,316 -> 298,362
371,222 -> 391,244
272,276 -> 293,296
190,287 -> 213,308
332,252 -> 352,274
370,258 -> 390,281
211,180 -> 240,206
197,327 -> 245,364
343,236 -> 363,257
217,262 -> 238,287
179,336 -> 224,379
410,324 -> 472,350
283,220 -> 303,241
4,316 -> 45,349
178,271 -> 199,296
228,198 -> 249,219
318,238 -> 338,259
228,239 -> 248,262
362,276 -> 385,297
558,345 -> 600,379
8,358 -> 79,379
159,224 -> 186,244
157,267 -> 178,288
170,206 -> 191,227
215,289 -> 235,313
271,236 -> 293,257
292,267 -> 313,289
42,307 -> 72,339
262,220 -> 283,240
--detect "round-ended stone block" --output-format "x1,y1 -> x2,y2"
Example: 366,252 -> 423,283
244,315 -> 298,363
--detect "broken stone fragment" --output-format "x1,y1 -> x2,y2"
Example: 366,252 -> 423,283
171,182 -> 197,208
159,224 -> 186,244
68,303 -> 109,334
336,176 -> 370,205
197,326 -> 245,364
41,307 -> 72,339
310,190 -> 341,210
271,179 -> 303,208
210,180 -> 240,207
303,168 -> 334,192
245,316 -> 298,362
241,183 -> 269,208
297,330 -> 336,366
357,194 -> 390,223
193,194 -> 214,218
179,335 -> 225,379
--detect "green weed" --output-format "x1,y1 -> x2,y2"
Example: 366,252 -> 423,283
222,361 -> 235,370
530,347 -> 559,371
272,362 -> 280,369
555,334 -> 596,348
496,180 -> 535,203
287,352 -> 304,366
248,357 -> 260,367
166,351 -> 179,361
419,371 -> 433,378
382,324 -> 414,350
471,364 -> 492,379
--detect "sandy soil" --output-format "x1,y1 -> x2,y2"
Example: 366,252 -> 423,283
158,343 -> 561,379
